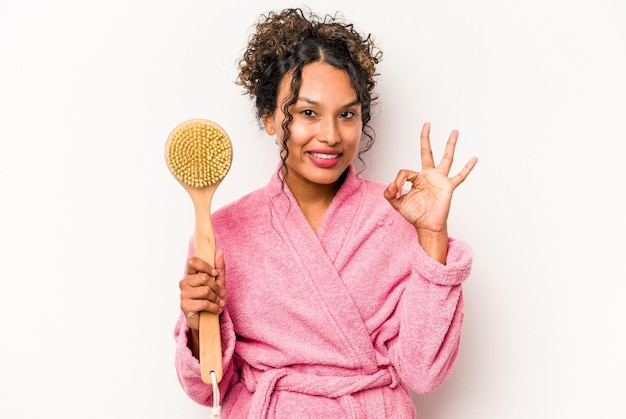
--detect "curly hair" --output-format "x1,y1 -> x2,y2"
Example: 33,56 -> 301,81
236,8 -> 382,172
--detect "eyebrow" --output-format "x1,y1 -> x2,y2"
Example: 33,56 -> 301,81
297,97 -> 361,108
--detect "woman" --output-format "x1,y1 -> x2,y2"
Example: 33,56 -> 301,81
174,8 -> 477,418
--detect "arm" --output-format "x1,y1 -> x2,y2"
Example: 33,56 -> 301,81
390,236 -> 472,393
382,122 -> 476,390
173,242 -> 238,405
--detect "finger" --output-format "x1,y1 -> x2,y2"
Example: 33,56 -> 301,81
420,122 -> 435,169
181,297 -> 223,317
214,249 -> 227,293
186,256 -> 216,276
438,130 -> 459,175
206,275 -> 225,300
181,282 -> 212,301
384,181 -> 400,201
181,255 -> 225,303
180,277 -> 223,309
180,271 -> 211,290
182,268 -> 224,297
185,281 -> 224,312
198,300 -> 224,315
450,157 -> 478,188
385,169 -> 417,200
214,249 -> 225,274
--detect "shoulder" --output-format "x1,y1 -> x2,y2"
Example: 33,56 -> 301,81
338,172 -> 409,232
341,167 -> 388,205
212,187 -> 266,227
355,175 -> 394,214
356,175 -> 418,236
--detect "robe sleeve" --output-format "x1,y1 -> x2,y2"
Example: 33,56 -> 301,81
173,310 -> 238,405
389,236 -> 472,394
172,238 -> 240,406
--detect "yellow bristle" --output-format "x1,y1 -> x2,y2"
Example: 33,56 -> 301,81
165,119 -> 232,188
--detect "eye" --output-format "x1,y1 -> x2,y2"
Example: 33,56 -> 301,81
302,109 -> 316,118
340,110 -> 356,119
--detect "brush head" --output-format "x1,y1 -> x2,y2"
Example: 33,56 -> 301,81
165,119 -> 232,189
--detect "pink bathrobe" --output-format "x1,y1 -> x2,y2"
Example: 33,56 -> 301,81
174,165 -> 472,418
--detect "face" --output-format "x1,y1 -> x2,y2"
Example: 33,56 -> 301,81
262,61 -> 362,194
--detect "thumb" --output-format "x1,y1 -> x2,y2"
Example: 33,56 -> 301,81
383,183 -> 402,207
214,249 -> 226,287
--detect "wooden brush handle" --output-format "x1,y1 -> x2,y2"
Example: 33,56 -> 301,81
165,118 -> 232,386
191,188 -> 224,384
199,312 -> 222,383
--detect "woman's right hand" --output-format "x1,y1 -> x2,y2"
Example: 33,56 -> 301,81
179,249 -> 226,332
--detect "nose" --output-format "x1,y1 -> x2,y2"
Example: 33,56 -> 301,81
319,116 -> 340,145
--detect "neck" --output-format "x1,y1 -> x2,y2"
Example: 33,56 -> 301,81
283,168 -> 348,231
284,168 -> 347,205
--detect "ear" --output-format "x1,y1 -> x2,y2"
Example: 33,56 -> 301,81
262,112 -> 276,136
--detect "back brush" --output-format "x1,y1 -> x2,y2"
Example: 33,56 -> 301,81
165,118 -> 232,386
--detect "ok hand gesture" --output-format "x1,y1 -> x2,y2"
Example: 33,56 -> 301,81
384,123 -> 478,261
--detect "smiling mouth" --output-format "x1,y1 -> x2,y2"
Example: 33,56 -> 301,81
308,152 -> 341,160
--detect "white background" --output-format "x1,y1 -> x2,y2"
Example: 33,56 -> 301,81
1,0 -> 625,418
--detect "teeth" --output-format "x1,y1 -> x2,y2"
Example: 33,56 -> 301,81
310,152 -> 338,160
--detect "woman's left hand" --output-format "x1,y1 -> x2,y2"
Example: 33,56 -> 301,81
384,122 -> 478,234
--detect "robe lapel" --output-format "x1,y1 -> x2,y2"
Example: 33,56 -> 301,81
269,167 -> 378,371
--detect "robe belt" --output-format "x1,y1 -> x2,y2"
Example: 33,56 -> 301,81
242,363 -> 400,418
